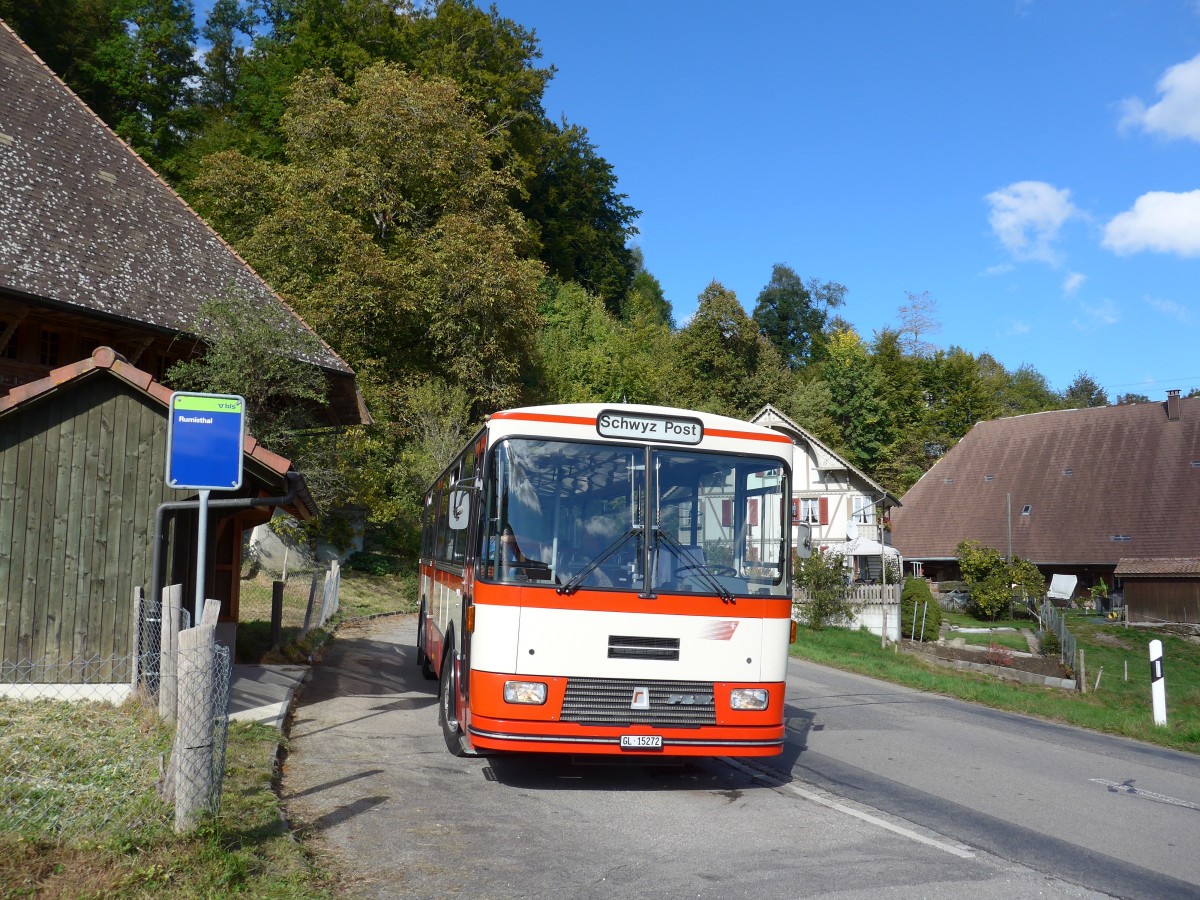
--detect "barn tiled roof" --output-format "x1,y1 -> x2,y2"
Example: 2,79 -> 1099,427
0,345 -> 317,519
0,20 -> 368,424
891,396 -> 1200,566
1114,558 -> 1200,577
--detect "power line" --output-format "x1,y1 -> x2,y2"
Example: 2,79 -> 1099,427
1102,376 -> 1200,392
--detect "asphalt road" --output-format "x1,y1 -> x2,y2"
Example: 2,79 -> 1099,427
282,615 -> 1199,898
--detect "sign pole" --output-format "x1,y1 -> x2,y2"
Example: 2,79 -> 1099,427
195,489 -> 210,623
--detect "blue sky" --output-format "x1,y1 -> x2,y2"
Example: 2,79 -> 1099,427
484,0 -> 1200,398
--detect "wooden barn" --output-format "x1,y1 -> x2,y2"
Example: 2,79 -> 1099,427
0,348 -> 317,678
1113,559 -> 1200,626
0,21 -> 366,683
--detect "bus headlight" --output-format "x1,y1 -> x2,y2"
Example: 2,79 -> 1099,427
503,681 -> 548,705
729,688 -> 769,711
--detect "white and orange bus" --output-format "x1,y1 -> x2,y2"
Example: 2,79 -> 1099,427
417,403 -> 795,758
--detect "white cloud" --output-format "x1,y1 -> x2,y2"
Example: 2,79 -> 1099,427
1103,190 -> 1200,256
1072,298 -> 1119,331
1119,52 -> 1200,142
983,262 -> 1013,276
1062,272 -> 1086,295
1144,295 -> 1192,323
1005,320 -> 1031,336
985,181 -> 1078,263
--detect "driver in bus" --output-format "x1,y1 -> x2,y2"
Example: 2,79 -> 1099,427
499,525 -> 528,565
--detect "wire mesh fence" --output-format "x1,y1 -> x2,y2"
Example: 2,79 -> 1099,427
1039,600 -> 1078,669
238,559 -> 342,635
0,593 -> 231,845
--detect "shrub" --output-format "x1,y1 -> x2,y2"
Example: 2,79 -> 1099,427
901,577 -> 942,642
956,540 -> 1044,621
346,550 -> 403,576
795,550 -> 852,630
984,642 -> 1015,667
1038,627 -> 1062,658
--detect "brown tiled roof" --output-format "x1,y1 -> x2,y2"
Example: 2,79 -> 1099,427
1114,558 -> 1200,577
0,21 -> 369,424
891,397 -> 1200,566
0,345 -> 317,519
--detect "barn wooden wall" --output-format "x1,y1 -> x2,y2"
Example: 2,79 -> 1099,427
1124,579 -> 1200,625
0,376 -> 189,671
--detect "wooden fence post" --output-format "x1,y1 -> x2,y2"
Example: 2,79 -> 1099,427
201,598 -> 221,627
159,584 -> 183,722
173,622 -> 218,833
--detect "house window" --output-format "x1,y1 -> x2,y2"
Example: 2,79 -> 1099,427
1021,505 -> 1032,515
852,496 -> 874,525
797,498 -> 821,524
39,330 -> 60,366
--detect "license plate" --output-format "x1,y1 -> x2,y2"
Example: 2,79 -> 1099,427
619,734 -> 663,750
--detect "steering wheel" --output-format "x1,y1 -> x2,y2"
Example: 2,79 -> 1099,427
677,564 -> 737,578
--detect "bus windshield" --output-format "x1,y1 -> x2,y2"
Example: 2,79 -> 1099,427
480,439 -> 789,598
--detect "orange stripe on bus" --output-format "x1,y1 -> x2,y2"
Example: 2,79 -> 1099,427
489,412 -> 793,445
472,581 -> 793,617
489,411 -> 597,426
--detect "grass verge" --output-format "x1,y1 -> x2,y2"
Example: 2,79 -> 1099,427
791,623 -> 1200,754
236,565 -> 417,664
0,711 -> 332,898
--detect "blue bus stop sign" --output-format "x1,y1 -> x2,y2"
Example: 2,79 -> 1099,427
166,392 -> 246,490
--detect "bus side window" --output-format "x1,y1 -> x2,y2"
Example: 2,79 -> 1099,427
421,496 -> 433,560
435,480 -> 451,563
450,456 -> 470,564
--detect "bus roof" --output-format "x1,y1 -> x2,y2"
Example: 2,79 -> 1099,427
486,403 -> 794,455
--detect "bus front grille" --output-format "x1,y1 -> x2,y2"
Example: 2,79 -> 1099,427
560,677 -> 716,727
607,635 -> 680,661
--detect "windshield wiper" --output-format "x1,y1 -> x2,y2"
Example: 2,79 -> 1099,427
655,528 -> 734,603
557,526 -> 642,595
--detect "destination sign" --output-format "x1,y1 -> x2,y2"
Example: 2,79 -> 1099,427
596,410 -> 704,445
166,392 -> 246,490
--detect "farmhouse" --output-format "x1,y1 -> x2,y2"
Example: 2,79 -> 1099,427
891,392 -> 1200,617
750,405 -> 901,582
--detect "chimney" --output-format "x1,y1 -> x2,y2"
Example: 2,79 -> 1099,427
1167,389 -> 1181,421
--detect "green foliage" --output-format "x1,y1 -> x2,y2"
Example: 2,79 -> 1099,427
795,549 -> 852,630
751,264 -> 844,369
165,290 -> 356,550
1064,371 -> 1109,408
1038,626 -> 1062,658
345,550 -> 404,576
956,540 -> 1043,621
901,577 -> 941,641
523,122 -> 640,309
1010,556 -> 1046,601
956,540 -> 1012,620
88,0 -> 202,166
819,327 -> 894,471
673,281 -> 788,417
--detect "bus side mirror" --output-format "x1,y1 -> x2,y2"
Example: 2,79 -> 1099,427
795,523 -> 812,559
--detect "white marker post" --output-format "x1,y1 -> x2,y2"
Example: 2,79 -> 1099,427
1149,639 -> 1167,727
